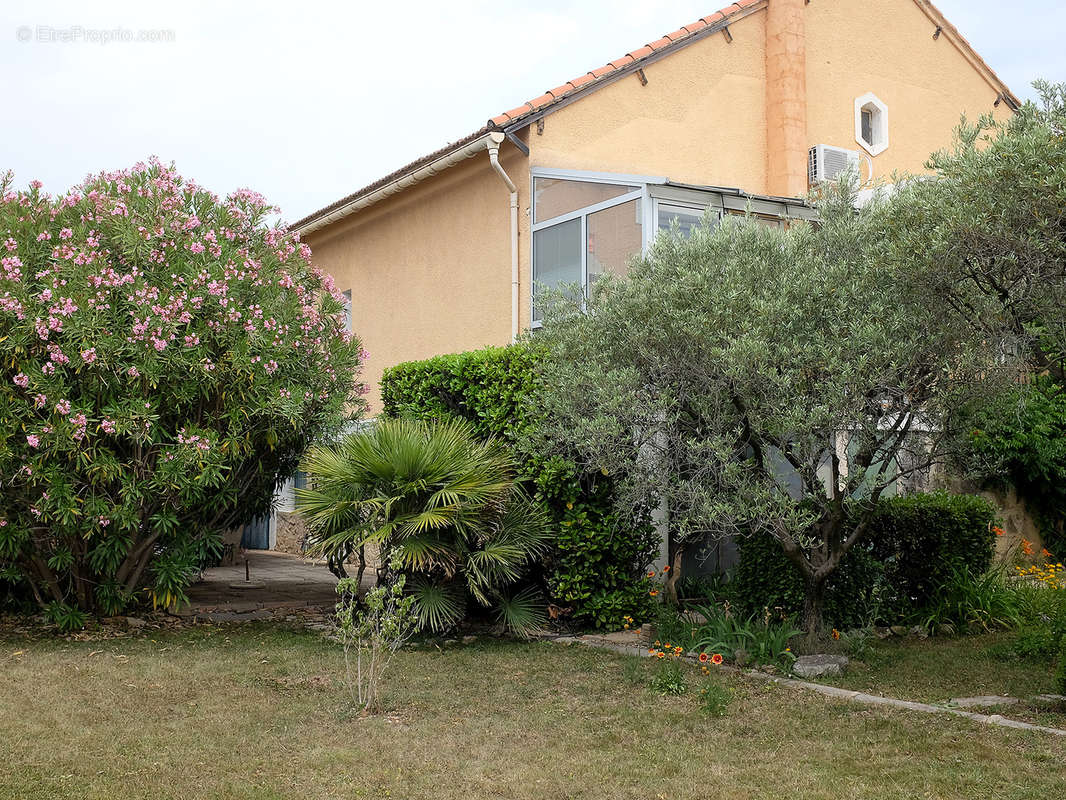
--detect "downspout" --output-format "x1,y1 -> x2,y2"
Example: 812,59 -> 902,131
486,131 -> 519,343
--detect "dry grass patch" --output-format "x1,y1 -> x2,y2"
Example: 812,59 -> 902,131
1,625 -> 1063,799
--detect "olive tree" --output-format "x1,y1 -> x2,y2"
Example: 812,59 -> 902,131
532,184 -> 1010,637
887,80 -> 1066,382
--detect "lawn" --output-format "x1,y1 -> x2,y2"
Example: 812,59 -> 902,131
816,632 -> 1066,727
2,624 -> 1064,800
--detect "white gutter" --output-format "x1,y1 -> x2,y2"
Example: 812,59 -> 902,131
486,131 -> 519,343
295,131 -> 503,236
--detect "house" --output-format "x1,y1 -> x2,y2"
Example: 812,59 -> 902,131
260,0 -> 1020,555
292,0 -> 1018,415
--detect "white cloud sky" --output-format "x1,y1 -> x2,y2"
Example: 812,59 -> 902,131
2,0 -> 1062,224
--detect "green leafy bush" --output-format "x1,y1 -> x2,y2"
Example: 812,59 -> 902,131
699,679 -> 731,716
918,566 -> 1022,634
1056,634 -> 1066,695
650,659 -> 687,696
297,418 -> 552,636
962,378 -> 1066,554
380,345 -> 658,628
688,604 -> 800,670
0,161 -> 365,620
730,530 -> 883,630
730,492 -> 998,628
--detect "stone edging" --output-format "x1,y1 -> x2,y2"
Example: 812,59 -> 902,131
546,633 -> 1066,737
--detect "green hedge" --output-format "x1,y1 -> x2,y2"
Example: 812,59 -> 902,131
381,345 -> 658,628
730,491 -> 998,628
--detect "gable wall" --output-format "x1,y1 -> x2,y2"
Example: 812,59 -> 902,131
304,143 -> 527,412
804,0 -> 1013,183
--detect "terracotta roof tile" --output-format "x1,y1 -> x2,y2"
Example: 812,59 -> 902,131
627,45 -> 655,60
568,73 -> 595,90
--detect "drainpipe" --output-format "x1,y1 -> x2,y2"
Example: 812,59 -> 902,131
486,132 -> 519,343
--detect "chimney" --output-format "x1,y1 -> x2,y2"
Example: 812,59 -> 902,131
765,0 -> 808,198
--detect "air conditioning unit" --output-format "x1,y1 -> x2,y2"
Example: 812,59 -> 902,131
808,144 -> 860,185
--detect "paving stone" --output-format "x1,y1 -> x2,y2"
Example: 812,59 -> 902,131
792,654 -> 848,678
1033,694 -> 1066,704
950,695 -> 1020,708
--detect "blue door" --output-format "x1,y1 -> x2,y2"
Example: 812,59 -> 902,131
240,514 -> 272,550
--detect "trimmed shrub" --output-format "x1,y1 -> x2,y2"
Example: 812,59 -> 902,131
867,491 -> 997,616
730,531 -> 883,631
381,345 -> 658,628
730,491 -> 998,628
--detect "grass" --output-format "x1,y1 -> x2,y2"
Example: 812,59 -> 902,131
821,632 -> 1066,726
1,623 -> 1065,799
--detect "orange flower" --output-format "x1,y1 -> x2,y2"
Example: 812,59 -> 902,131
648,648 -> 657,655
710,653 -> 723,665
655,651 -> 665,659
649,590 -> 659,597
992,526 -> 1004,537
647,570 -> 656,578
1042,548 -> 1054,559
662,565 -> 670,573
832,629 -> 841,640
698,653 -> 709,663
1022,538 -> 1034,556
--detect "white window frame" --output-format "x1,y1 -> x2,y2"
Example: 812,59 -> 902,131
854,92 -> 889,157
529,168 -> 804,328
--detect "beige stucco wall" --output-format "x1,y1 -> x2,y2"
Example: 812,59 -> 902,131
305,0 -> 1015,403
805,0 -> 1014,183
305,143 -> 528,412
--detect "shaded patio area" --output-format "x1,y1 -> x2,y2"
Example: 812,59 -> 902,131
180,550 -> 369,622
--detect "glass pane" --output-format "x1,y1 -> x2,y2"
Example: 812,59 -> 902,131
657,204 -> 713,239
533,218 -> 582,322
534,177 -> 637,223
587,199 -> 642,286
861,108 -> 873,144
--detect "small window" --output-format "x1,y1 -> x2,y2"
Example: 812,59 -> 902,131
587,199 -> 642,286
854,92 -> 888,156
533,178 -> 637,223
532,217 -> 582,322
657,203 -> 715,239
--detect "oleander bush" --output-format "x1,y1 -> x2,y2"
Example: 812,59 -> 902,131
0,160 -> 366,624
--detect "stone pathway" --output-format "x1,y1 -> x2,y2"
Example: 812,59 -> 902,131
180,550 -> 370,623
544,629 -> 1066,737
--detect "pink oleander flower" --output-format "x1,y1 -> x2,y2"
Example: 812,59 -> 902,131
81,347 -> 97,364
59,227 -> 73,240
33,393 -> 47,408
101,418 -> 117,434
127,366 -> 140,377
55,399 -> 71,415
26,434 -> 40,447
13,372 -> 29,388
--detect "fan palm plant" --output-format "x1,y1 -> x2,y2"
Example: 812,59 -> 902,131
296,418 -> 552,636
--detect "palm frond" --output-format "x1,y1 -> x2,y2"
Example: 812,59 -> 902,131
407,576 -> 465,633
494,586 -> 548,638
